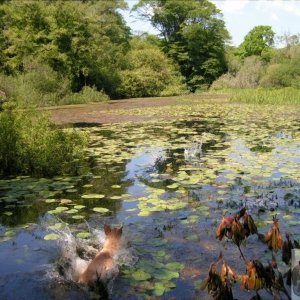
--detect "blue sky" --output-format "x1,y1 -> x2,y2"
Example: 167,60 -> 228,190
123,0 -> 300,46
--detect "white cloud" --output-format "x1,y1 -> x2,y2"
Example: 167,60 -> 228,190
255,0 -> 300,17
271,12 -> 279,21
212,0 -> 249,14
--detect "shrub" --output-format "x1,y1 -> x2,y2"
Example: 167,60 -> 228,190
0,104 -> 87,177
260,52 -> 300,88
210,73 -> 235,91
61,86 -> 109,105
0,61 -> 71,107
117,38 -> 186,98
210,56 -> 265,90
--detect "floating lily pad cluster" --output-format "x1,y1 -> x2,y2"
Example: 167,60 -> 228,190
1,101 -> 300,299
121,240 -> 183,297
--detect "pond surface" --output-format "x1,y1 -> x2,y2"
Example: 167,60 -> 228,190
1,102 -> 300,299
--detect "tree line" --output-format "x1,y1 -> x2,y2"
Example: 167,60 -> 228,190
0,0 -> 299,107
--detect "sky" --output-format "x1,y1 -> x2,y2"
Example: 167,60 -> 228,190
123,0 -> 300,46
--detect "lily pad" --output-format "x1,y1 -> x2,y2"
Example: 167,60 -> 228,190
65,208 -> 79,214
92,207 -> 109,213
72,215 -> 85,220
110,195 -> 122,200
165,262 -> 184,271
83,184 -> 93,188
81,194 -> 105,199
76,232 -> 91,239
48,223 -> 66,230
74,205 -> 85,210
60,199 -> 72,204
45,199 -> 56,203
153,282 -> 166,296
153,269 -> 179,280
111,185 -> 121,189
132,270 -> 152,281
3,211 -> 13,216
166,183 -> 180,189
44,233 -> 60,241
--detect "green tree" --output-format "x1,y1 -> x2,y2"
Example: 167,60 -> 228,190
117,36 -> 185,98
133,0 -> 229,91
237,25 -> 275,59
0,0 -> 130,98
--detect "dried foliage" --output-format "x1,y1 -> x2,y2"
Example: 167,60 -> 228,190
201,253 -> 236,300
265,215 -> 283,252
209,208 -> 294,300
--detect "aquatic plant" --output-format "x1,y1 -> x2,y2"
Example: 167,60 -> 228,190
230,88 -> 300,105
204,207 -> 298,299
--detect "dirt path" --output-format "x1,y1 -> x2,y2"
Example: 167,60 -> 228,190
48,94 -> 229,125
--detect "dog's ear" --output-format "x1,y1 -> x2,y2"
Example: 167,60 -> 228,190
104,224 -> 111,236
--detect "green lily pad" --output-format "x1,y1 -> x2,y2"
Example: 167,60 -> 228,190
83,184 -> 93,188
72,215 -> 85,220
132,270 -> 152,281
92,207 -> 109,213
111,185 -> 121,189
44,233 -> 60,241
153,282 -> 166,296
60,199 -> 72,204
153,269 -> 179,280
110,195 -> 122,200
165,262 -> 184,271
3,211 -> 13,216
48,223 -> 66,230
74,205 -> 85,210
4,229 -> 15,237
81,194 -> 105,199
76,232 -> 91,239
55,206 -> 69,212
167,183 -> 180,189
138,211 -> 151,217
185,234 -> 199,241
65,208 -> 78,214
66,189 -> 77,193
45,199 -> 56,203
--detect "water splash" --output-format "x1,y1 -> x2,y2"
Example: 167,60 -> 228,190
42,218 -> 137,298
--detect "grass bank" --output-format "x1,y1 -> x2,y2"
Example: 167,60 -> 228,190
227,88 -> 300,105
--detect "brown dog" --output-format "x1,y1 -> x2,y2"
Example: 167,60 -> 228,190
78,224 -> 123,285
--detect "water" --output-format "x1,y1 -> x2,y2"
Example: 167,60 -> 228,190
0,103 -> 300,299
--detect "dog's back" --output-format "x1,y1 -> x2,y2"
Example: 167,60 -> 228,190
78,225 -> 123,285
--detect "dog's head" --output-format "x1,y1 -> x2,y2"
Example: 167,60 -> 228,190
104,224 -> 123,240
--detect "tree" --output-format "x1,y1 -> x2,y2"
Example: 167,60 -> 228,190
133,0 -> 229,91
237,25 -> 275,59
277,32 -> 300,48
0,0 -> 130,97
117,36 -> 185,98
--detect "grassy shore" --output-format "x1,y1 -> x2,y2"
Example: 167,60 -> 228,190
226,88 -> 300,105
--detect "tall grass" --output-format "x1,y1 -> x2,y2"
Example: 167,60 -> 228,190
230,88 -> 300,105
0,104 -> 87,177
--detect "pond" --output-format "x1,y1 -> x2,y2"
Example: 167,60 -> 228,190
0,102 -> 300,299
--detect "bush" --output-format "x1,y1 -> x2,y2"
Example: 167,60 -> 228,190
117,38 -> 186,98
0,104 -> 87,177
210,56 -> 265,90
0,61 -> 71,107
260,51 -> 300,88
61,86 -> 109,105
